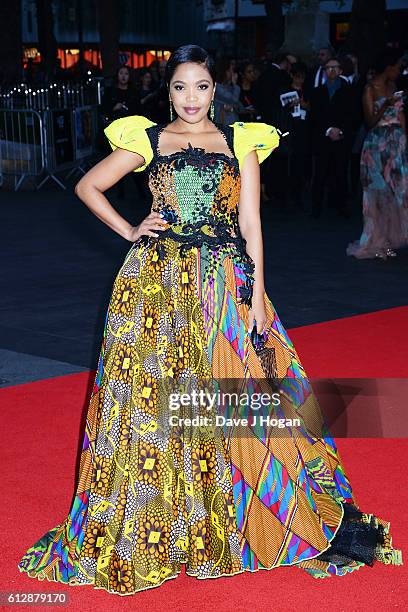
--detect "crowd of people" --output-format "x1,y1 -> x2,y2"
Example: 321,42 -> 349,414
99,46 -> 408,260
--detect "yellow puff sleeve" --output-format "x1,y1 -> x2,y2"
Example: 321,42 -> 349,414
104,115 -> 157,172
231,121 -> 280,171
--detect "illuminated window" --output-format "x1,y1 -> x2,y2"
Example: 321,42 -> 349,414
336,22 -> 350,42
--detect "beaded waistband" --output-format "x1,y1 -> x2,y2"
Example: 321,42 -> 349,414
156,219 -> 240,246
136,219 -> 256,307
137,218 -> 246,253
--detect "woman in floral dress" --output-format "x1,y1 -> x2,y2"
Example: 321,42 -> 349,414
347,50 -> 408,259
18,45 -> 402,596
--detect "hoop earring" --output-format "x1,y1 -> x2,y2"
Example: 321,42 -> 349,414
169,97 -> 174,121
210,99 -> 215,121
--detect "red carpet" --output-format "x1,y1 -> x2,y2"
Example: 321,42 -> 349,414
2,306 -> 407,611
288,305 -> 408,378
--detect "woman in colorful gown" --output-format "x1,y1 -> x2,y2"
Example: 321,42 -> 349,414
346,50 -> 408,259
18,45 -> 402,596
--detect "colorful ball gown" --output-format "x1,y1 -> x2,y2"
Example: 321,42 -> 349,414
18,116 -> 402,595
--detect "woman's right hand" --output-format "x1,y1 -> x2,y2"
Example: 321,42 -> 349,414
127,212 -> 168,242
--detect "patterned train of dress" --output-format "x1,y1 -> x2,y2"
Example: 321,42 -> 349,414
18,116 -> 402,595
347,95 -> 408,258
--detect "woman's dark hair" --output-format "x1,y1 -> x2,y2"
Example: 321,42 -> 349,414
115,64 -> 132,86
139,68 -> 152,80
375,49 -> 403,74
165,45 -> 216,86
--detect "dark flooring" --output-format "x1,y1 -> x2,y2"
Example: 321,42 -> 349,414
1,174 -> 408,386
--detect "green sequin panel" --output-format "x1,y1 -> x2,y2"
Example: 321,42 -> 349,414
173,161 -> 224,223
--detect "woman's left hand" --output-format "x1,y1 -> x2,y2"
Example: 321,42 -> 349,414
248,294 -> 268,334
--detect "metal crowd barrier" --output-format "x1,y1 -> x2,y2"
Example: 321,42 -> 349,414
0,105 -> 99,190
0,109 -> 45,190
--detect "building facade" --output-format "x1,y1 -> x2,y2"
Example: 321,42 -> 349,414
204,0 -> 408,59
22,0 -> 209,71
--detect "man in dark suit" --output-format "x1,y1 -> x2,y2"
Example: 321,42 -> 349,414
252,52 -> 292,124
252,53 -> 293,205
308,46 -> 333,90
310,57 -> 356,218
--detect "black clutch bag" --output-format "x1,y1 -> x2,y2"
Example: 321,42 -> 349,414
250,322 -> 279,387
